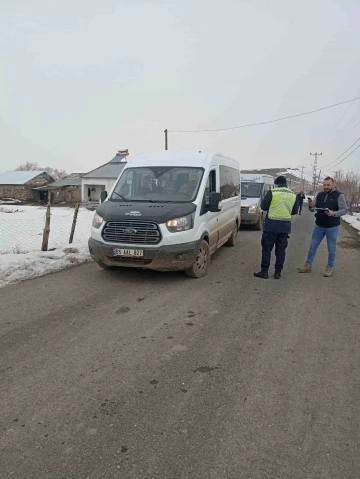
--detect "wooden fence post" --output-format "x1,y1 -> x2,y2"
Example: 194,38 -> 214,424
41,203 -> 51,251
69,203 -> 80,244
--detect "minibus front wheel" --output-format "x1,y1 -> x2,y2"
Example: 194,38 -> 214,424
185,240 -> 210,278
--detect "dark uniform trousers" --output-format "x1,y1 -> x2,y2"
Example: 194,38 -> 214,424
261,232 -> 289,272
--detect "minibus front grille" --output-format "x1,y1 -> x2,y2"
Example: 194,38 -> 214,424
102,220 -> 161,245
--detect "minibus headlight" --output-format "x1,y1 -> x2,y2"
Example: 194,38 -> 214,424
248,203 -> 258,213
166,214 -> 194,233
92,213 -> 104,229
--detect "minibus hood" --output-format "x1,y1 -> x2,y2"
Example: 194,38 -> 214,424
241,197 -> 261,207
96,201 -> 197,224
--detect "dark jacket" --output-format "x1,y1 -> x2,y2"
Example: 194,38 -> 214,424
297,193 -> 305,204
261,189 -> 298,234
310,190 -> 347,228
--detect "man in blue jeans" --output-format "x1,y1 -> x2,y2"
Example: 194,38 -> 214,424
298,177 -> 347,277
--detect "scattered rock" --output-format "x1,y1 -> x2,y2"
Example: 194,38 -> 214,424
63,247 -> 79,254
116,306 -> 131,314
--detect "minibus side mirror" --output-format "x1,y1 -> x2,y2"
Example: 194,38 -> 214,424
208,192 -> 222,212
100,191 -> 108,203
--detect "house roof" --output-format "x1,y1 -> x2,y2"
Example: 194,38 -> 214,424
64,173 -> 83,179
33,177 -> 82,190
82,162 -> 126,179
0,170 -> 48,185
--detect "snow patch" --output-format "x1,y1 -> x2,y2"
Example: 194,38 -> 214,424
0,205 -> 95,287
342,213 -> 360,234
0,242 -> 91,288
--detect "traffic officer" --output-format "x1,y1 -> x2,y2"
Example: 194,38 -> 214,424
254,176 -> 298,279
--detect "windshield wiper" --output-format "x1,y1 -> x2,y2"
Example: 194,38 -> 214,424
112,191 -> 128,201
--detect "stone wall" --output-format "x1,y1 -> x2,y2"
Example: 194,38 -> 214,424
0,173 -> 51,202
50,186 -> 81,204
0,185 -> 30,201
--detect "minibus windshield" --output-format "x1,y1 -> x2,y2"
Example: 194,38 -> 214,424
241,182 -> 263,198
110,166 -> 204,203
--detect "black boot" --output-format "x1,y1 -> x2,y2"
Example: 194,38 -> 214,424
254,270 -> 269,279
274,271 -> 282,279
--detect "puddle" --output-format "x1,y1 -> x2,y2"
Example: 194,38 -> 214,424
338,237 -> 360,250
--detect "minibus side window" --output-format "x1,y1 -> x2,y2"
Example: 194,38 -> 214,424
220,166 -> 240,200
262,183 -> 272,198
201,170 -> 216,214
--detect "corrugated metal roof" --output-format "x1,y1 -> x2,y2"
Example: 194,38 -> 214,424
33,177 -> 82,190
0,170 -> 48,185
82,162 -> 126,179
64,173 -> 83,179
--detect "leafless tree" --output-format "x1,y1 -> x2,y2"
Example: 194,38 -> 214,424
43,167 -> 68,180
16,163 -> 67,180
16,162 -> 40,171
334,170 -> 360,214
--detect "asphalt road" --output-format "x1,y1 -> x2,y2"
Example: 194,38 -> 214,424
1,210 -> 359,479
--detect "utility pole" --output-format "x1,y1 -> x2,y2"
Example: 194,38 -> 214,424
299,165 -> 306,191
310,152 -> 322,194
164,129 -> 168,151
317,169 -> 322,188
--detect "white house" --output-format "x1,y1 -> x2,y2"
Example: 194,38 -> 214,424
81,150 -> 128,202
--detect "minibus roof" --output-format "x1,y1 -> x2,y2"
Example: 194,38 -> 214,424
127,150 -> 238,169
241,173 -> 274,183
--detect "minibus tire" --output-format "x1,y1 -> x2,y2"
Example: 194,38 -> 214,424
254,215 -> 263,231
226,221 -> 238,246
185,240 -> 210,278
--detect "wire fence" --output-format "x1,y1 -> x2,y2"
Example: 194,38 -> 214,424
0,205 -> 94,255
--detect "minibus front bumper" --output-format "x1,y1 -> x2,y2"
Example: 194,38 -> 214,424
241,207 -> 261,224
88,237 -> 201,271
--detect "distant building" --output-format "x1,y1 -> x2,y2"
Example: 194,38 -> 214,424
33,174 -> 83,204
0,170 -> 54,202
81,150 -> 129,202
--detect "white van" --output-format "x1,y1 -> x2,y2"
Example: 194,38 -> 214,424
88,151 -> 241,278
240,174 -> 274,230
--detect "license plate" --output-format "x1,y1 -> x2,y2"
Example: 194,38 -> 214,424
112,248 -> 144,257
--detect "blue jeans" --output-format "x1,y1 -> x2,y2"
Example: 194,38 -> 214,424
306,225 -> 339,267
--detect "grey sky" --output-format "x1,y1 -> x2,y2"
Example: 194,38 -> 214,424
1,0 -> 359,177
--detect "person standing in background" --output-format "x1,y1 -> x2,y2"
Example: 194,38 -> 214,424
297,191 -> 306,214
254,176 -> 298,280
298,177 -> 347,277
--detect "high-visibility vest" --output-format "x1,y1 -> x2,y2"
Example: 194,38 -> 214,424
268,187 -> 296,221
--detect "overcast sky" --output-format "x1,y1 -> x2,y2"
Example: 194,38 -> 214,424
1,0 -> 360,177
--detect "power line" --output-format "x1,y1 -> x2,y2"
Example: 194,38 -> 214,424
329,105 -> 360,144
324,87 -> 360,140
169,96 -> 360,133
320,137 -> 360,170
346,118 -> 360,135
324,143 -> 360,172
